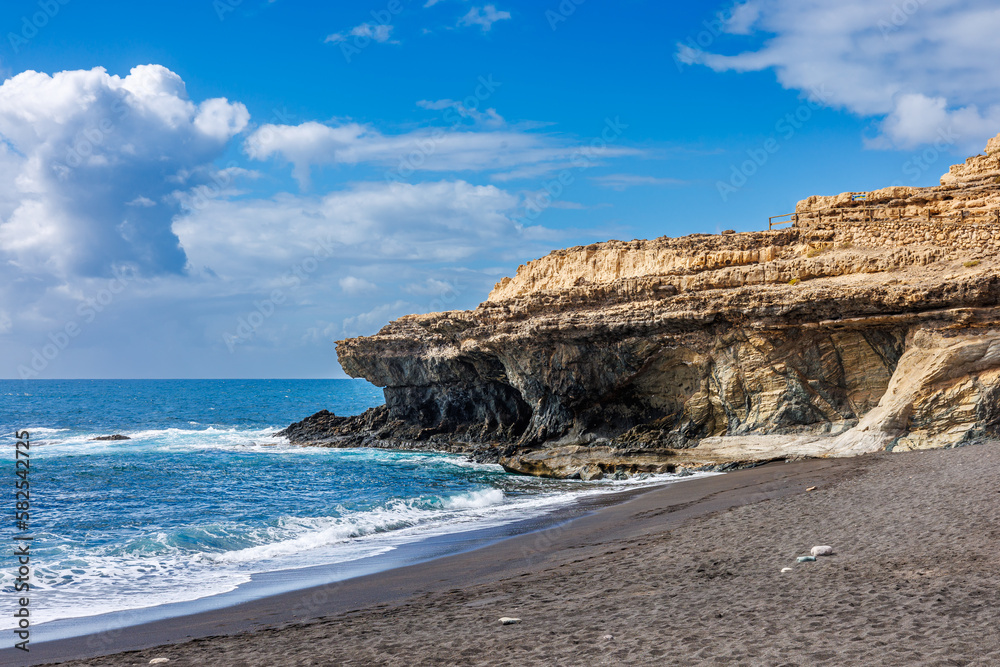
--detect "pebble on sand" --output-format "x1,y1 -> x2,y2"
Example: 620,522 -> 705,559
149,660 -> 170,665
499,617 -> 522,625
810,545 -> 834,557
796,556 -> 816,563
781,567 -> 793,573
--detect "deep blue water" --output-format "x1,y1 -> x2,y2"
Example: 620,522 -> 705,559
0,379 -> 674,627
0,378 -> 384,435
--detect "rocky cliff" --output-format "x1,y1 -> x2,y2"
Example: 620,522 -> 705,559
280,134 -> 1000,479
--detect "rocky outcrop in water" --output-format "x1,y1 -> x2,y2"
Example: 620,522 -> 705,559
280,134 -> 1000,478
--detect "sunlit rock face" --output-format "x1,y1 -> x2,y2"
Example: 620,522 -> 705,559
283,133 -> 1000,479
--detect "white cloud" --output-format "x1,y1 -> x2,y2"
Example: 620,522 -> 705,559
194,97 -> 252,140
244,121 -> 641,187
339,276 -> 377,295
591,174 -> 688,191
166,178 -> 561,360
0,65 -> 249,279
679,0 -> 1000,149
173,180 -> 534,280
325,23 -> 397,44
488,162 -> 571,183
872,92 -> 1000,150
725,2 -> 762,34
404,277 -> 459,296
417,98 -> 504,127
301,321 -> 341,345
457,5 -> 511,32
341,300 -> 415,337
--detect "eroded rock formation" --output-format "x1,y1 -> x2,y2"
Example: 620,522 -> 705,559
280,133 -> 1000,478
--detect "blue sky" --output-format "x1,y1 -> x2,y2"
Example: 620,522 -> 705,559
1,0 -> 998,378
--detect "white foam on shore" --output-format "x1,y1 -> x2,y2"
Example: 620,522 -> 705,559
0,425 -> 720,630
443,488 -> 505,509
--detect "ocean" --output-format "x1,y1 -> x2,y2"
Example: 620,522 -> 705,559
0,379 -> 700,636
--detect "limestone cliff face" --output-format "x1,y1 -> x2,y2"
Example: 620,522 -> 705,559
281,134 -> 1000,478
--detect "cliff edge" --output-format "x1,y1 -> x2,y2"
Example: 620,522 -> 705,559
280,133 -> 1000,479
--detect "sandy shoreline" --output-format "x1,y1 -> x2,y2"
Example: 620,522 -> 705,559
9,444 -> 1000,666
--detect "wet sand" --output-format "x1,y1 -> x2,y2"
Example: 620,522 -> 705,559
12,443 -> 1000,666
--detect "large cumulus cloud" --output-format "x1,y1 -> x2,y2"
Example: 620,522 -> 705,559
0,64 -> 249,279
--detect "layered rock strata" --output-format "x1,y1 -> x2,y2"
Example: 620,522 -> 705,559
280,134 -> 1000,478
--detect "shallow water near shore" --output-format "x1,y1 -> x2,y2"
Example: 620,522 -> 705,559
1,379 -> 706,637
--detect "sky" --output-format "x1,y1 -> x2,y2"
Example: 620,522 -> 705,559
1,0 -> 999,379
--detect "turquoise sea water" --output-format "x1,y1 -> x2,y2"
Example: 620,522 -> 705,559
0,379 -> 693,629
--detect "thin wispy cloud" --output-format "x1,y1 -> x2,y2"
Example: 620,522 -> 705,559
325,22 -> 397,44
244,121 -> 642,188
457,5 -> 511,32
591,174 -> 689,191
341,300 -> 415,337
417,98 -> 505,126
339,276 -> 378,295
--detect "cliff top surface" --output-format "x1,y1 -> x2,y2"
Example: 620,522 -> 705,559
481,132 -> 1000,305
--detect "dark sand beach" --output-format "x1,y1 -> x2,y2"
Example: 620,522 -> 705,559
13,443 -> 1000,666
